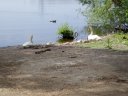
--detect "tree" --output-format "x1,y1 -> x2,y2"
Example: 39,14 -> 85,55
80,0 -> 128,31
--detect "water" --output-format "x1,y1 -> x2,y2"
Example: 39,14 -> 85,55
0,0 -> 87,47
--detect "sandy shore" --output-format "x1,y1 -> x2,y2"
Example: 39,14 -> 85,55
0,45 -> 128,96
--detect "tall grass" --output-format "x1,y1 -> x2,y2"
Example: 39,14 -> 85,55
57,23 -> 74,40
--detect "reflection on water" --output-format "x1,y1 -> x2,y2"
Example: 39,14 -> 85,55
0,0 -> 87,47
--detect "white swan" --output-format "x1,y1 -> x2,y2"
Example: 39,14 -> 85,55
23,35 -> 33,47
87,25 -> 102,41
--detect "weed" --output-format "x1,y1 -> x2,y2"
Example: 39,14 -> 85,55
106,38 -> 112,49
57,23 -> 74,40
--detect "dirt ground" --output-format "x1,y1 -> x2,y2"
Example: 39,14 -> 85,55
0,45 -> 128,96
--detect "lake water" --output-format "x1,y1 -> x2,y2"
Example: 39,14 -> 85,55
0,0 -> 87,47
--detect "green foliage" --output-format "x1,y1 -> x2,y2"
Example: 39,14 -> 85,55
77,33 -> 128,50
112,33 -> 128,46
79,0 -> 92,5
57,23 -> 74,40
80,0 -> 128,31
106,38 -> 112,49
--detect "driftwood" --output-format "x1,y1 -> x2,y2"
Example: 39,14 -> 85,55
35,49 -> 51,54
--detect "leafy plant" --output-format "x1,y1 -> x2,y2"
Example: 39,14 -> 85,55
80,0 -> 128,32
106,38 -> 112,49
77,33 -> 128,50
57,23 -> 75,40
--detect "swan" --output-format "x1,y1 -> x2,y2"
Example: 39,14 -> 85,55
87,25 -> 102,41
23,35 -> 33,47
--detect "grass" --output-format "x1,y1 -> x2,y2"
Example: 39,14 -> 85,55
57,23 -> 74,40
57,38 -> 73,43
77,33 -> 128,50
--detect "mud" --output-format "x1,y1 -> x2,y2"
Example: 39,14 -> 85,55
0,45 -> 128,96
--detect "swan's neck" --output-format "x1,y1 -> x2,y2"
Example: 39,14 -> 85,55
89,26 -> 93,35
29,35 -> 33,43
90,30 -> 93,35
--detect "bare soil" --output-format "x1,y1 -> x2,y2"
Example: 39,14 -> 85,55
0,45 -> 128,96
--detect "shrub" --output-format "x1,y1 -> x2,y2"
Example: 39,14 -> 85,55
57,23 -> 74,39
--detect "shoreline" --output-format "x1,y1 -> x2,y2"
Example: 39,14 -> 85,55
1,33 -> 128,51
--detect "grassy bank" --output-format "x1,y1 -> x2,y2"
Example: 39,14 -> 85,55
77,33 -> 128,50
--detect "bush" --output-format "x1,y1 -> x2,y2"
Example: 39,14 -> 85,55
57,23 -> 74,39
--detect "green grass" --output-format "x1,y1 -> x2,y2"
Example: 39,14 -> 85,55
57,23 -> 74,40
77,33 -> 128,50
